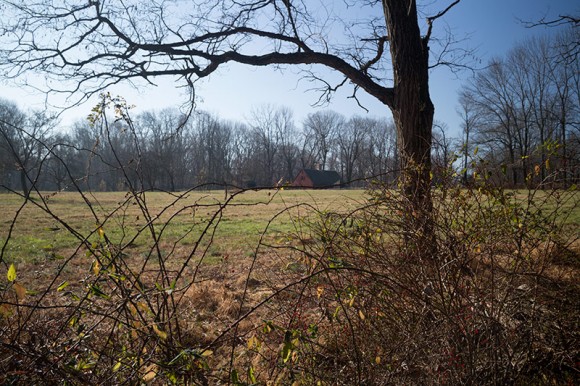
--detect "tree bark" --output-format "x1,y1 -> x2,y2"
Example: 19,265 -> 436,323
383,0 -> 435,247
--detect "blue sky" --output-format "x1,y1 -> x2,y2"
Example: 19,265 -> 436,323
0,0 -> 577,136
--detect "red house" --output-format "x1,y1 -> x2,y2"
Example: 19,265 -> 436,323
292,169 -> 341,188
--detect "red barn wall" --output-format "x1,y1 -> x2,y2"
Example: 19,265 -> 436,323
292,170 -> 313,187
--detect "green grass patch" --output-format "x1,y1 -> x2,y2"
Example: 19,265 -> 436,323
0,189 -> 366,264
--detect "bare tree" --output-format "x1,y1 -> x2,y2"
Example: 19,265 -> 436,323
0,99 -> 56,196
273,106 -> 300,183
461,29 -> 580,187
136,109 -> 192,191
525,14 -> 579,63
0,100 -> 27,190
0,0 -> 464,217
193,111 -> 233,187
362,118 -> 397,182
337,116 -> 369,185
303,110 -> 343,171
248,105 -> 283,186
457,90 -> 480,184
432,121 -> 454,173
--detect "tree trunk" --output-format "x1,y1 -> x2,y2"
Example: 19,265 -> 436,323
20,169 -> 30,198
383,0 -> 435,249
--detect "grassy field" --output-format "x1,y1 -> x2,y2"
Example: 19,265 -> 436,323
1,188 -> 578,264
1,186 -> 577,291
0,189 -> 367,271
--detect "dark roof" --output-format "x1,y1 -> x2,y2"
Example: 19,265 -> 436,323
301,169 -> 341,187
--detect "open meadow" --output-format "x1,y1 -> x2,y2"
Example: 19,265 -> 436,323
0,188 -> 367,264
1,187 -> 578,384
2,188 -> 577,266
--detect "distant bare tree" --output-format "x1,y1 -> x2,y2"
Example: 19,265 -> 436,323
273,107 -> 300,183
0,99 -> 56,196
456,90 -> 480,184
303,110 -> 344,171
431,121 -> 454,177
337,116 -> 369,185
193,112 -> 232,187
137,109 -> 192,191
248,105 -> 283,186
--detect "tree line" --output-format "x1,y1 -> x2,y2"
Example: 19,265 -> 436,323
1,28 -> 578,194
0,100 -> 398,193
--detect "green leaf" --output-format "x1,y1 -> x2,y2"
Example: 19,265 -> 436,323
248,366 -> 257,384
282,330 -> 293,363
88,284 -> 110,300
57,281 -> 69,291
230,369 -> 240,384
7,264 -> 16,282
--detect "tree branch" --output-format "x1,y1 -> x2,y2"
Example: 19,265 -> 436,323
424,0 -> 461,43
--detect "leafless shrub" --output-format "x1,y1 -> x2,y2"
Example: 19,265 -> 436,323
243,164 -> 579,385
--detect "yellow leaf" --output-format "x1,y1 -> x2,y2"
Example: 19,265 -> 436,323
247,335 -> 260,350
13,282 -> 26,300
137,301 -> 150,314
7,264 -> 16,282
98,227 -> 105,239
317,286 -> 324,299
348,296 -> 355,307
142,364 -> 158,382
375,356 -> 381,364
291,351 -> 299,362
152,324 -> 168,340
92,260 -> 100,275
358,310 -> 365,320
545,158 -> 550,170
200,350 -> 213,357
113,361 -> 122,372
263,322 -> 272,333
